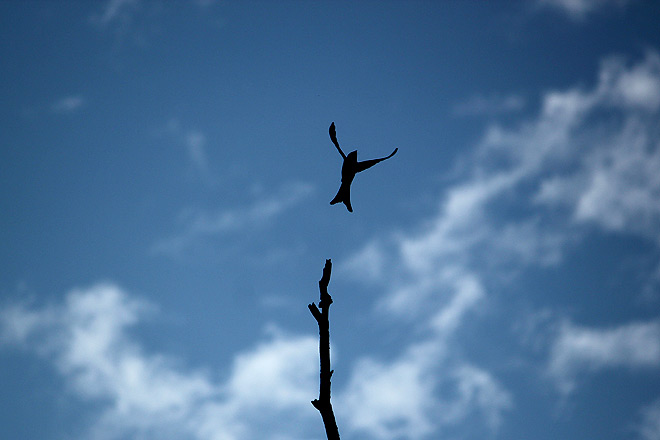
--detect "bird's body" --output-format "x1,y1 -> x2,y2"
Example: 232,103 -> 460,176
328,122 -> 397,212
330,150 -> 358,212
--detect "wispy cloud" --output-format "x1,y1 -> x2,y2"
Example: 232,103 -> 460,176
90,0 -> 222,45
336,263 -> 511,438
159,119 -> 214,183
443,364 -> 513,431
371,50 -> 660,292
51,95 -> 86,114
0,284 -> 319,440
184,130 -> 210,176
338,341 -> 439,439
453,94 -> 525,116
637,398 -> 660,440
152,182 -> 314,256
341,49 -> 660,433
90,0 -> 159,49
537,0 -> 633,20
338,339 -> 512,439
92,0 -> 140,28
533,51 -> 660,241
548,320 -> 660,395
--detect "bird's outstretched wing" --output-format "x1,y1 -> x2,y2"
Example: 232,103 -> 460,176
329,122 -> 346,159
355,148 -> 398,173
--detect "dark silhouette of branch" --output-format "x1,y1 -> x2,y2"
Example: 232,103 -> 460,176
308,259 -> 341,440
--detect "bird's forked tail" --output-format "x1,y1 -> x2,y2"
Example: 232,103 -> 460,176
330,184 -> 353,212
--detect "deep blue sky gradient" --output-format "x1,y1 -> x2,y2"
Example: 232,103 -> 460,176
2,2 -> 660,440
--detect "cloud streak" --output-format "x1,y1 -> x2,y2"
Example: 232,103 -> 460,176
533,51 -> 660,241
453,94 -> 525,116
92,0 -> 140,28
152,182 -> 314,256
158,119 -> 215,183
538,0 -> 633,20
638,398 -> 660,440
51,95 -> 86,114
548,320 -> 660,394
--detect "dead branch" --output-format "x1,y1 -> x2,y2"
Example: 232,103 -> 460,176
308,259 -> 340,440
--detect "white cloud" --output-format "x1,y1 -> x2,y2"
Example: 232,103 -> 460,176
380,266 -> 485,330
339,344 -> 437,439
0,280 -> 512,440
227,333 -> 317,409
429,270 -> 485,335
152,182 -> 314,255
597,51 -> 660,111
1,284 -> 214,436
533,53 -> 660,241
0,284 -> 320,440
573,126 -> 660,234
334,266 -> 511,439
548,320 -> 660,394
341,240 -> 387,281
338,339 -> 511,440
442,364 -> 513,431
51,95 -> 86,114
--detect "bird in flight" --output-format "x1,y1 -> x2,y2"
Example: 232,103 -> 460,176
329,122 -> 398,212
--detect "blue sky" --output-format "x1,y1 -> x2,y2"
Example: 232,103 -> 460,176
2,1 -> 660,439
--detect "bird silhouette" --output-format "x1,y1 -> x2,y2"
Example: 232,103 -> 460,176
329,122 -> 398,212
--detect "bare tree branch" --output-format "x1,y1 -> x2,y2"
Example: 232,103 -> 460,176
308,259 -> 340,440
